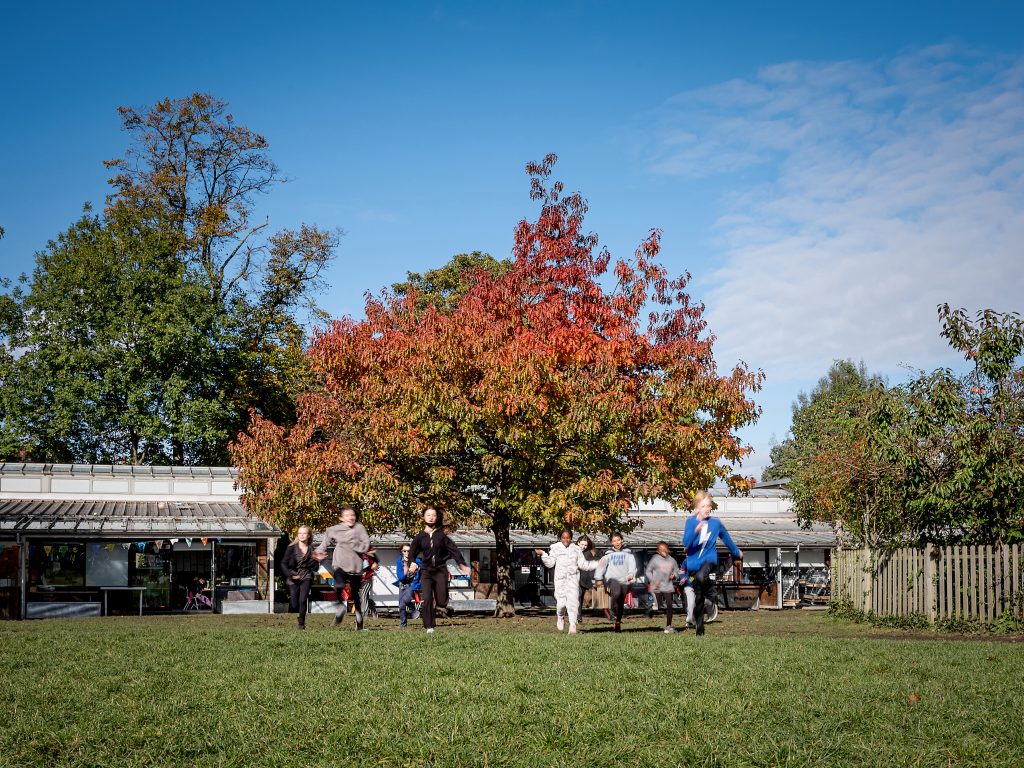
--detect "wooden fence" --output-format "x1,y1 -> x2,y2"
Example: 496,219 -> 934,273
832,544 -> 1024,624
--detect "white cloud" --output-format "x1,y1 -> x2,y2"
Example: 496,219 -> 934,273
647,46 -> 1024,382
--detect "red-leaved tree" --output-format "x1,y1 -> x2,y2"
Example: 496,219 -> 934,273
231,155 -> 762,615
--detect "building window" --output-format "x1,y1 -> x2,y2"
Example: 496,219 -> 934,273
29,542 -> 86,588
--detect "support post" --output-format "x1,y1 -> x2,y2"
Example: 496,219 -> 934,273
18,534 -> 27,621
267,537 -> 275,614
776,547 -> 783,610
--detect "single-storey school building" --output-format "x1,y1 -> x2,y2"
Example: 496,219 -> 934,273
0,464 -> 833,620
0,463 -> 281,619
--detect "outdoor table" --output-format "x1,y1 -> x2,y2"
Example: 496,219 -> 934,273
100,586 -> 145,616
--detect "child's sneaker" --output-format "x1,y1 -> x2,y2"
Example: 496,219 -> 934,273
664,626 -> 676,634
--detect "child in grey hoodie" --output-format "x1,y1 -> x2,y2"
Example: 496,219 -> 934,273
595,532 -> 637,632
644,541 -> 679,633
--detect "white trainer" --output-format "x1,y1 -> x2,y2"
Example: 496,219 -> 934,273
426,628 -> 435,634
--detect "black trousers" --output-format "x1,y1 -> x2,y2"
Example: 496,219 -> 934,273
419,566 -> 449,629
692,562 -> 715,634
655,592 -> 675,626
333,568 -> 365,628
288,577 -> 312,626
606,579 -> 629,623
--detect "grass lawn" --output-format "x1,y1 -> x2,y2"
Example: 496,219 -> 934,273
1,609 -> 1021,767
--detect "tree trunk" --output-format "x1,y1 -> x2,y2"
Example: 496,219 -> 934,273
492,510 -> 516,618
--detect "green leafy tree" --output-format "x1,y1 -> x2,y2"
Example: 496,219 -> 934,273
762,360 -> 904,546
0,94 -> 339,464
0,208 -> 228,463
232,155 -> 763,616
875,305 -> 1024,544
391,251 -> 512,315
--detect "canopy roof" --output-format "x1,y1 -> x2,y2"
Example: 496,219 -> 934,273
0,499 -> 278,538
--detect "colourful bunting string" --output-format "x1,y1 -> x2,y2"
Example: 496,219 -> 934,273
185,538 -> 193,547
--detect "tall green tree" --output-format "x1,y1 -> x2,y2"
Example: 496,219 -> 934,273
232,155 -> 763,615
0,208 -> 228,463
0,94 -> 339,464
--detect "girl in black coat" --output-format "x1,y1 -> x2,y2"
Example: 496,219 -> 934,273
406,506 -> 471,634
280,525 -> 318,630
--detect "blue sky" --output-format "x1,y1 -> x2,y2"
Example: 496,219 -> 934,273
2,2 -> 1022,476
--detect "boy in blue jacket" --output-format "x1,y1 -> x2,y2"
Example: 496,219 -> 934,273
682,490 -> 742,636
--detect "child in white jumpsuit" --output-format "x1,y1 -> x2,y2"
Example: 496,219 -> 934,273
535,530 -> 597,635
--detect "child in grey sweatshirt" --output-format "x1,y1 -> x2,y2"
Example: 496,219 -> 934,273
595,532 -> 636,632
644,541 -> 679,633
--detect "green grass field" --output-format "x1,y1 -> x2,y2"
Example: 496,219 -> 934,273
1,610 -> 1021,767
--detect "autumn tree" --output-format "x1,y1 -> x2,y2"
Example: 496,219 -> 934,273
0,94 -> 338,464
232,154 -> 763,616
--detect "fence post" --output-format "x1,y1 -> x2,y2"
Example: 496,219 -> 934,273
924,544 -> 936,623
861,547 -> 873,614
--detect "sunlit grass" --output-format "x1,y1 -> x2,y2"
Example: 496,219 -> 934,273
1,611 -> 1021,767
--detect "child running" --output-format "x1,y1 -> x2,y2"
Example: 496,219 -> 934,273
535,529 -> 598,635
314,506 -> 371,631
594,532 -> 637,632
406,506 -> 471,634
682,490 -> 742,636
644,541 -> 679,633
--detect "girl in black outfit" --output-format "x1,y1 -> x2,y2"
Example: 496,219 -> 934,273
281,525 -> 317,630
407,506 -> 471,634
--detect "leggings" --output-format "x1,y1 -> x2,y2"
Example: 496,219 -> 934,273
419,567 -> 449,629
288,577 -> 312,627
655,592 -> 675,626
333,568 -> 365,629
692,562 -> 715,634
606,579 -> 629,623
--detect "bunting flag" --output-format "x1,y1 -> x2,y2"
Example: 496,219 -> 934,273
200,538 -> 208,545
105,543 -> 116,552
121,543 -> 131,550
215,538 -> 222,544
59,546 -> 68,555
185,538 -> 193,547
136,542 -> 146,551
169,539 -> 179,545
43,546 -> 52,555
